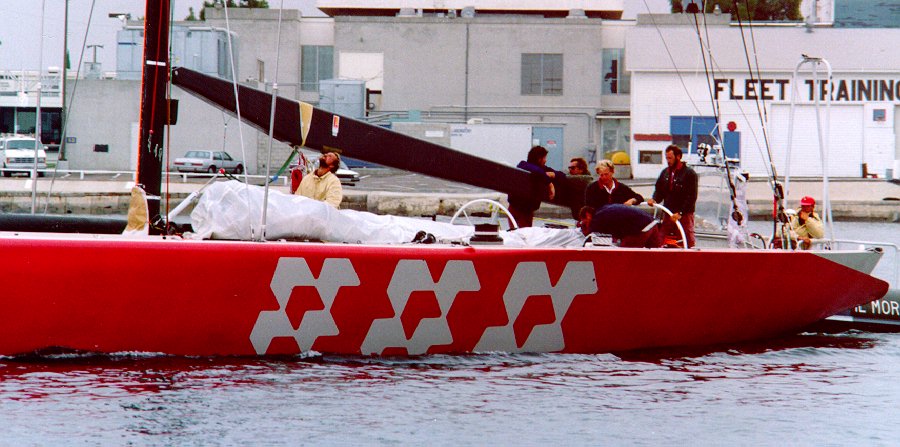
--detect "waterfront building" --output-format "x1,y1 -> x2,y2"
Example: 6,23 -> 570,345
11,0 -> 897,180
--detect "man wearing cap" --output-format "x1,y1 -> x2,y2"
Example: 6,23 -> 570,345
789,196 -> 824,249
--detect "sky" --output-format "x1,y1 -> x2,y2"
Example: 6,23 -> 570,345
0,0 -> 669,74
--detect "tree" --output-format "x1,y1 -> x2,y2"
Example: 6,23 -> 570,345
670,0 -> 802,21
199,1 -> 270,21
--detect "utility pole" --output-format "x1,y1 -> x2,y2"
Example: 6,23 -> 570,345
85,44 -> 103,79
87,44 -> 103,64
59,0 -> 69,161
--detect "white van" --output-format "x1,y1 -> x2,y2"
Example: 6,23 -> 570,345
0,135 -> 48,177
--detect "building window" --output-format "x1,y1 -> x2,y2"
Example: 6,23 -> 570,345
670,116 -> 718,150
301,46 -> 334,92
599,118 -> 631,161
639,150 -> 662,164
521,53 -> 563,96
602,49 -> 630,95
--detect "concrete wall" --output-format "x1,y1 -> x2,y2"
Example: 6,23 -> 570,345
63,80 -> 140,171
205,8 -> 304,99
334,15 -> 629,167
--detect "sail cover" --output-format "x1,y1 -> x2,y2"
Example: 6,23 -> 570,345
190,181 -> 585,247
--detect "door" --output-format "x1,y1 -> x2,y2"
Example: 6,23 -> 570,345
532,127 -> 564,171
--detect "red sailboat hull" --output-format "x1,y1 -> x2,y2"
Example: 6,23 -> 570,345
0,235 -> 887,356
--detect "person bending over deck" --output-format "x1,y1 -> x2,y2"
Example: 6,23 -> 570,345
789,196 -> 824,250
584,160 -> 644,210
647,145 -> 698,247
507,146 -> 565,228
295,152 -> 343,208
589,204 -> 663,248
576,206 -> 596,236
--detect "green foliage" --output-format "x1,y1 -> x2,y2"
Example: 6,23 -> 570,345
670,0 -> 802,21
199,0 -> 270,21
185,7 -> 198,21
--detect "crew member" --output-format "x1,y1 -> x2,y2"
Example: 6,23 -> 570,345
565,157 -> 593,219
789,195 -> 824,250
295,151 -> 343,208
647,145 -> 698,247
590,204 -> 663,248
507,146 -> 565,228
584,160 -> 643,209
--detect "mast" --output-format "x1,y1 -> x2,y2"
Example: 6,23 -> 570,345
137,0 -> 171,233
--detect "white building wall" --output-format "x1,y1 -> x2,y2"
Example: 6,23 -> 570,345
628,16 -> 900,179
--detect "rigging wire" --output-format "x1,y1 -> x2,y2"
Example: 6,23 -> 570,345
689,4 -> 740,216
31,0 -> 47,214
732,0 -> 776,180
222,2 -> 255,240
164,1 -> 175,234
42,0 -> 98,213
259,0 -> 287,242
640,0 -> 705,115
732,0 -> 790,243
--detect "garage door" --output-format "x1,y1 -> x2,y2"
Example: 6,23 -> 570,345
768,104 -> 863,177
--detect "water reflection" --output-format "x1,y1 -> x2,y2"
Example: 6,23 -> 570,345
0,332 -> 896,444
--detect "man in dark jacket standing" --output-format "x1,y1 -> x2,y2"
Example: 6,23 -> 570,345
647,145 -> 698,247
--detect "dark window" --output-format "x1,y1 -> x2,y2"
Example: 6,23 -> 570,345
602,49 -> 630,95
639,150 -> 662,164
301,46 -> 334,92
94,144 -> 109,153
521,53 -> 563,96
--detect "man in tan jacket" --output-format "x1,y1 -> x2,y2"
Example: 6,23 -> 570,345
295,152 -> 343,208
789,195 -> 824,249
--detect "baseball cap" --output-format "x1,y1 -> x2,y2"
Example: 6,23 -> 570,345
800,196 -> 815,206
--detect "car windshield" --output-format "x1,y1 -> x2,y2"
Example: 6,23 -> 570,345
7,140 -> 41,150
185,151 -> 210,158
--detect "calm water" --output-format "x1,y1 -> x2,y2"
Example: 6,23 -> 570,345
3,222 -> 898,445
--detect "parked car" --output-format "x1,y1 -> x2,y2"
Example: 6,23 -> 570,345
0,135 -> 48,177
172,150 -> 243,174
335,160 -> 361,185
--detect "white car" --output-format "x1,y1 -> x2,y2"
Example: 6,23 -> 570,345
0,136 -> 48,177
172,150 -> 244,174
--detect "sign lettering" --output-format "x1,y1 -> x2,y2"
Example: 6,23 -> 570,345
713,77 -> 900,103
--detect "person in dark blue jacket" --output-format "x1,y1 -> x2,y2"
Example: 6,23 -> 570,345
507,146 -> 565,228
590,204 -> 663,248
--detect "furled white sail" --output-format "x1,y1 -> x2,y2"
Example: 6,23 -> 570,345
190,181 -> 586,247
